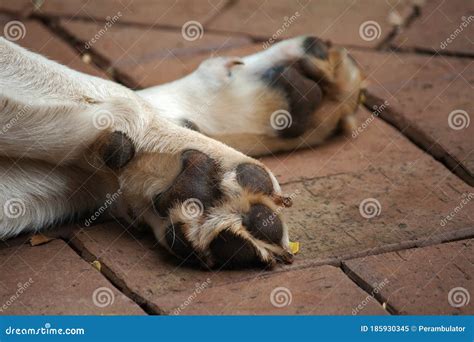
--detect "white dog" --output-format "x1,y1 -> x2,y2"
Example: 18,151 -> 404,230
0,36 -> 362,268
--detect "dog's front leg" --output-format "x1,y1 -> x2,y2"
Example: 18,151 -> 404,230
0,39 -> 295,268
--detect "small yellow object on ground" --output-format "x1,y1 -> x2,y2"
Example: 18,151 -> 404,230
91,260 -> 102,272
289,241 -> 300,254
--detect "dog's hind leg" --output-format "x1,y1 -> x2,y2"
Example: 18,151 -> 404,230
137,36 -> 363,156
0,158 -> 116,239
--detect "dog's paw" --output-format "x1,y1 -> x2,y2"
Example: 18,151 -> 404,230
259,36 -> 362,139
101,131 -> 294,269
162,35 -> 364,156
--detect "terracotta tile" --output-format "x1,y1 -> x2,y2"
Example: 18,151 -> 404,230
59,19 -> 251,87
208,0 -> 416,48
0,240 -> 145,315
351,49 -> 474,185
344,239 -> 474,314
0,15 -> 107,78
393,0 -> 474,56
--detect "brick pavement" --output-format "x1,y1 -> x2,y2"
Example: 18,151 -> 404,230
0,0 -> 472,315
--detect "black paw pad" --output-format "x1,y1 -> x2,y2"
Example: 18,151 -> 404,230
236,163 -> 273,195
102,131 -> 135,170
209,230 -> 264,268
165,222 -> 199,263
154,150 -> 222,217
303,36 -> 328,60
242,204 -> 283,244
262,65 -> 323,138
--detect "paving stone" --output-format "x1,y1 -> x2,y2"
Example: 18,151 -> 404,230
68,109 -> 473,313
259,107 -> 474,261
0,0 -> 35,15
344,239 -> 474,314
68,223 -> 387,314
60,19 -> 252,87
37,0 -> 229,27
207,0 -> 416,48
393,0 -> 474,56
261,107 -> 421,184
350,49 -> 474,185
0,240 -> 145,315
0,15 -> 107,78
69,222 -> 278,314
159,265 -> 387,315
282,163 -> 473,263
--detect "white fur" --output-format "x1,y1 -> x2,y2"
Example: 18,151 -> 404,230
0,35 -> 361,264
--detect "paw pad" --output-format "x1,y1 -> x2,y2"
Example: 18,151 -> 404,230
242,203 -> 283,244
154,150 -> 222,217
262,65 -> 323,138
236,163 -> 274,195
102,131 -> 135,170
209,230 -> 265,268
165,222 -> 200,263
302,36 -> 328,60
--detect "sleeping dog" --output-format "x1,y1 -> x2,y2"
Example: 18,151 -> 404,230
0,36 -> 362,268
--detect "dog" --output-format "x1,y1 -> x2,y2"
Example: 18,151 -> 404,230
0,36 -> 362,268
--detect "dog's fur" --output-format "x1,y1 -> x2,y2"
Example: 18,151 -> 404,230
0,36 -> 362,268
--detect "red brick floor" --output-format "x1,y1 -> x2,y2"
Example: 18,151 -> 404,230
0,0 -> 473,315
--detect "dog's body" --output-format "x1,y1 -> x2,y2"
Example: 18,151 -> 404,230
0,36 -> 362,268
